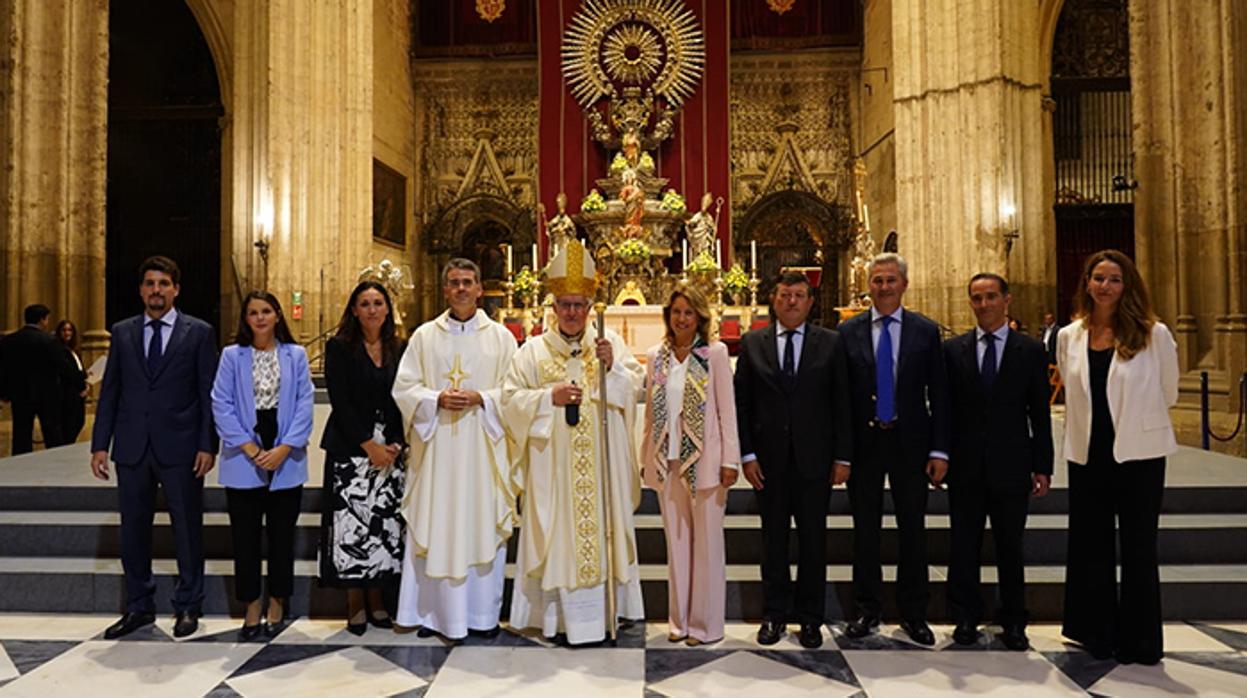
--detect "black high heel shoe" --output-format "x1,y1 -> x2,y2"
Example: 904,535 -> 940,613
239,623 -> 263,641
346,609 -> 367,636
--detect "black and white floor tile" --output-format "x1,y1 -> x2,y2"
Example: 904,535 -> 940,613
2,615 -> 1247,697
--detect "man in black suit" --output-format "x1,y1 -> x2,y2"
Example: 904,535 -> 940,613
838,253 -> 949,646
1038,312 -> 1059,366
944,273 -> 1052,650
735,271 -> 853,648
90,256 -> 218,639
0,304 -> 78,454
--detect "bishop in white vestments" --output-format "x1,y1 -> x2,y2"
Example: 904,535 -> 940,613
502,240 -> 646,644
392,259 -> 519,640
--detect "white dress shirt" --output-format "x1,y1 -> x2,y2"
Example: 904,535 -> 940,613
665,355 -> 690,460
870,306 -> 902,382
142,307 -> 178,357
776,322 -> 806,372
975,322 -> 1010,370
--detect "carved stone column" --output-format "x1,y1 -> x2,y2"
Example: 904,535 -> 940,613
228,0 -> 373,341
892,0 -> 1052,330
0,0 -> 108,358
1131,0 -> 1247,406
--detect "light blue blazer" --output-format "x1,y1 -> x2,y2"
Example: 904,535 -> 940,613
211,343 -> 315,490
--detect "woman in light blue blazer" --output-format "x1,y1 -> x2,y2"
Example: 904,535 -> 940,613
212,291 -> 315,640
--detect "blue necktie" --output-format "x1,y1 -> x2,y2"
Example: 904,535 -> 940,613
875,315 -> 895,422
981,332 -> 998,390
147,319 -> 163,374
782,329 -> 797,377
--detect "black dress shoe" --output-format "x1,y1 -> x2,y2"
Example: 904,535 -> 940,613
469,626 -> 501,639
262,618 -> 288,638
953,623 -> 979,645
173,612 -> 199,638
798,623 -> 824,648
1000,625 -> 1029,651
756,620 -> 786,646
416,626 -> 437,638
899,619 -> 935,646
238,623 -> 263,641
103,612 -> 156,640
368,613 -> 393,630
844,614 -> 881,640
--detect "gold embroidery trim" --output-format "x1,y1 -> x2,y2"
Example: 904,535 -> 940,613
538,352 -> 602,587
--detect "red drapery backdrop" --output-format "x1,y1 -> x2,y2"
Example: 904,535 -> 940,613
537,0 -> 731,266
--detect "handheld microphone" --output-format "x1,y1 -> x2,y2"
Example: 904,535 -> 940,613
565,380 -> 580,426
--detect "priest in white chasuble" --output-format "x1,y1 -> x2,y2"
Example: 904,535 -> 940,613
503,240 -> 646,645
392,258 -> 519,641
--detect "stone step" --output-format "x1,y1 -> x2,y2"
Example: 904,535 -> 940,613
3,512 -> 1246,565
3,556 -> 1247,621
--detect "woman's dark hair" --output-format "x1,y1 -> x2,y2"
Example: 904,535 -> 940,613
54,319 -> 79,351
235,291 -> 296,346
335,281 -> 402,364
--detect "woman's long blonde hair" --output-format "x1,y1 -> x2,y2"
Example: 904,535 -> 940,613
1071,249 -> 1156,360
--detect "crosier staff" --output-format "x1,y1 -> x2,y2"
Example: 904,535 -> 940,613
593,301 -> 618,643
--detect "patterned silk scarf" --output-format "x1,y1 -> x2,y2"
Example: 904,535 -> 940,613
649,336 -> 710,488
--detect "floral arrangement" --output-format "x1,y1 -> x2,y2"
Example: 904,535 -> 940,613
616,238 -> 651,264
638,152 -> 655,172
722,263 -> 749,294
608,153 -> 629,174
685,250 -> 719,272
513,266 -> 539,298
581,189 -> 606,213
659,189 -> 686,213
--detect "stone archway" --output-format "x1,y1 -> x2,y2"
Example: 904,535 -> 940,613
424,194 -> 536,314
106,0 -> 224,330
735,190 -> 852,324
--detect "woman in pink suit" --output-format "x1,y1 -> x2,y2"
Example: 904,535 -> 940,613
641,283 -> 741,645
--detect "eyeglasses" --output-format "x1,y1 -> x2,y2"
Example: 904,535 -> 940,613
555,300 -> 590,313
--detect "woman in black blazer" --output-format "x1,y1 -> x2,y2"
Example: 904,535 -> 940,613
319,281 -> 407,635
55,320 -> 88,444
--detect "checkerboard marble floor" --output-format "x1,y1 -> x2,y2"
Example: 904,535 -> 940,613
2,615 -> 1247,697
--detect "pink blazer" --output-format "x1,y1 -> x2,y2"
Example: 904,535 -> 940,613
640,341 -> 741,491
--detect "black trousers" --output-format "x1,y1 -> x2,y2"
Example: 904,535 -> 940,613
226,485 -> 303,603
755,450 -> 831,625
1063,456 -> 1165,663
10,396 -> 64,455
116,445 -> 204,614
848,432 -> 930,621
948,468 -> 1030,627
61,392 -> 86,445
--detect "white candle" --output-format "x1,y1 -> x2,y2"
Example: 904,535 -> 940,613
682,239 -> 689,267
750,240 -> 757,271
716,239 -> 722,268
532,243 -> 539,267
863,203 -> 871,232
505,244 -> 513,275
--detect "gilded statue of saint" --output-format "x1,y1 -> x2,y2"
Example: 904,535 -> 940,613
619,168 -> 645,236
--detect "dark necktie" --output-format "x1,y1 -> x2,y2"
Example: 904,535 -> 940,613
782,329 -> 797,377
876,315 -> 895,422
147,319 -> 164,374
981,332 -> 998,389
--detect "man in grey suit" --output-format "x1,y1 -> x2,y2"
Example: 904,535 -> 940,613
90,256 -> 218,639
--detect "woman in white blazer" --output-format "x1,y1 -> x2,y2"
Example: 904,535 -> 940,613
1057,249 -> 1178,666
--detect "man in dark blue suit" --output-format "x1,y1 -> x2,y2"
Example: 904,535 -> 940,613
90,256 -> 218,639
838,252 -> 950,646
944,273 -> 1052,650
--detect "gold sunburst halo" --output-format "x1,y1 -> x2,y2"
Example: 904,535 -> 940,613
562,0 -> 705,109
602,24 -> 663,84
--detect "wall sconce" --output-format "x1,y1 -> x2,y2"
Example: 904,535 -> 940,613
1111,174 -> 1139,191
1001,202 -> 1020,256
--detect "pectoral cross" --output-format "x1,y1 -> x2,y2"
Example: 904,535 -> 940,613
446,354 -> 469,435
